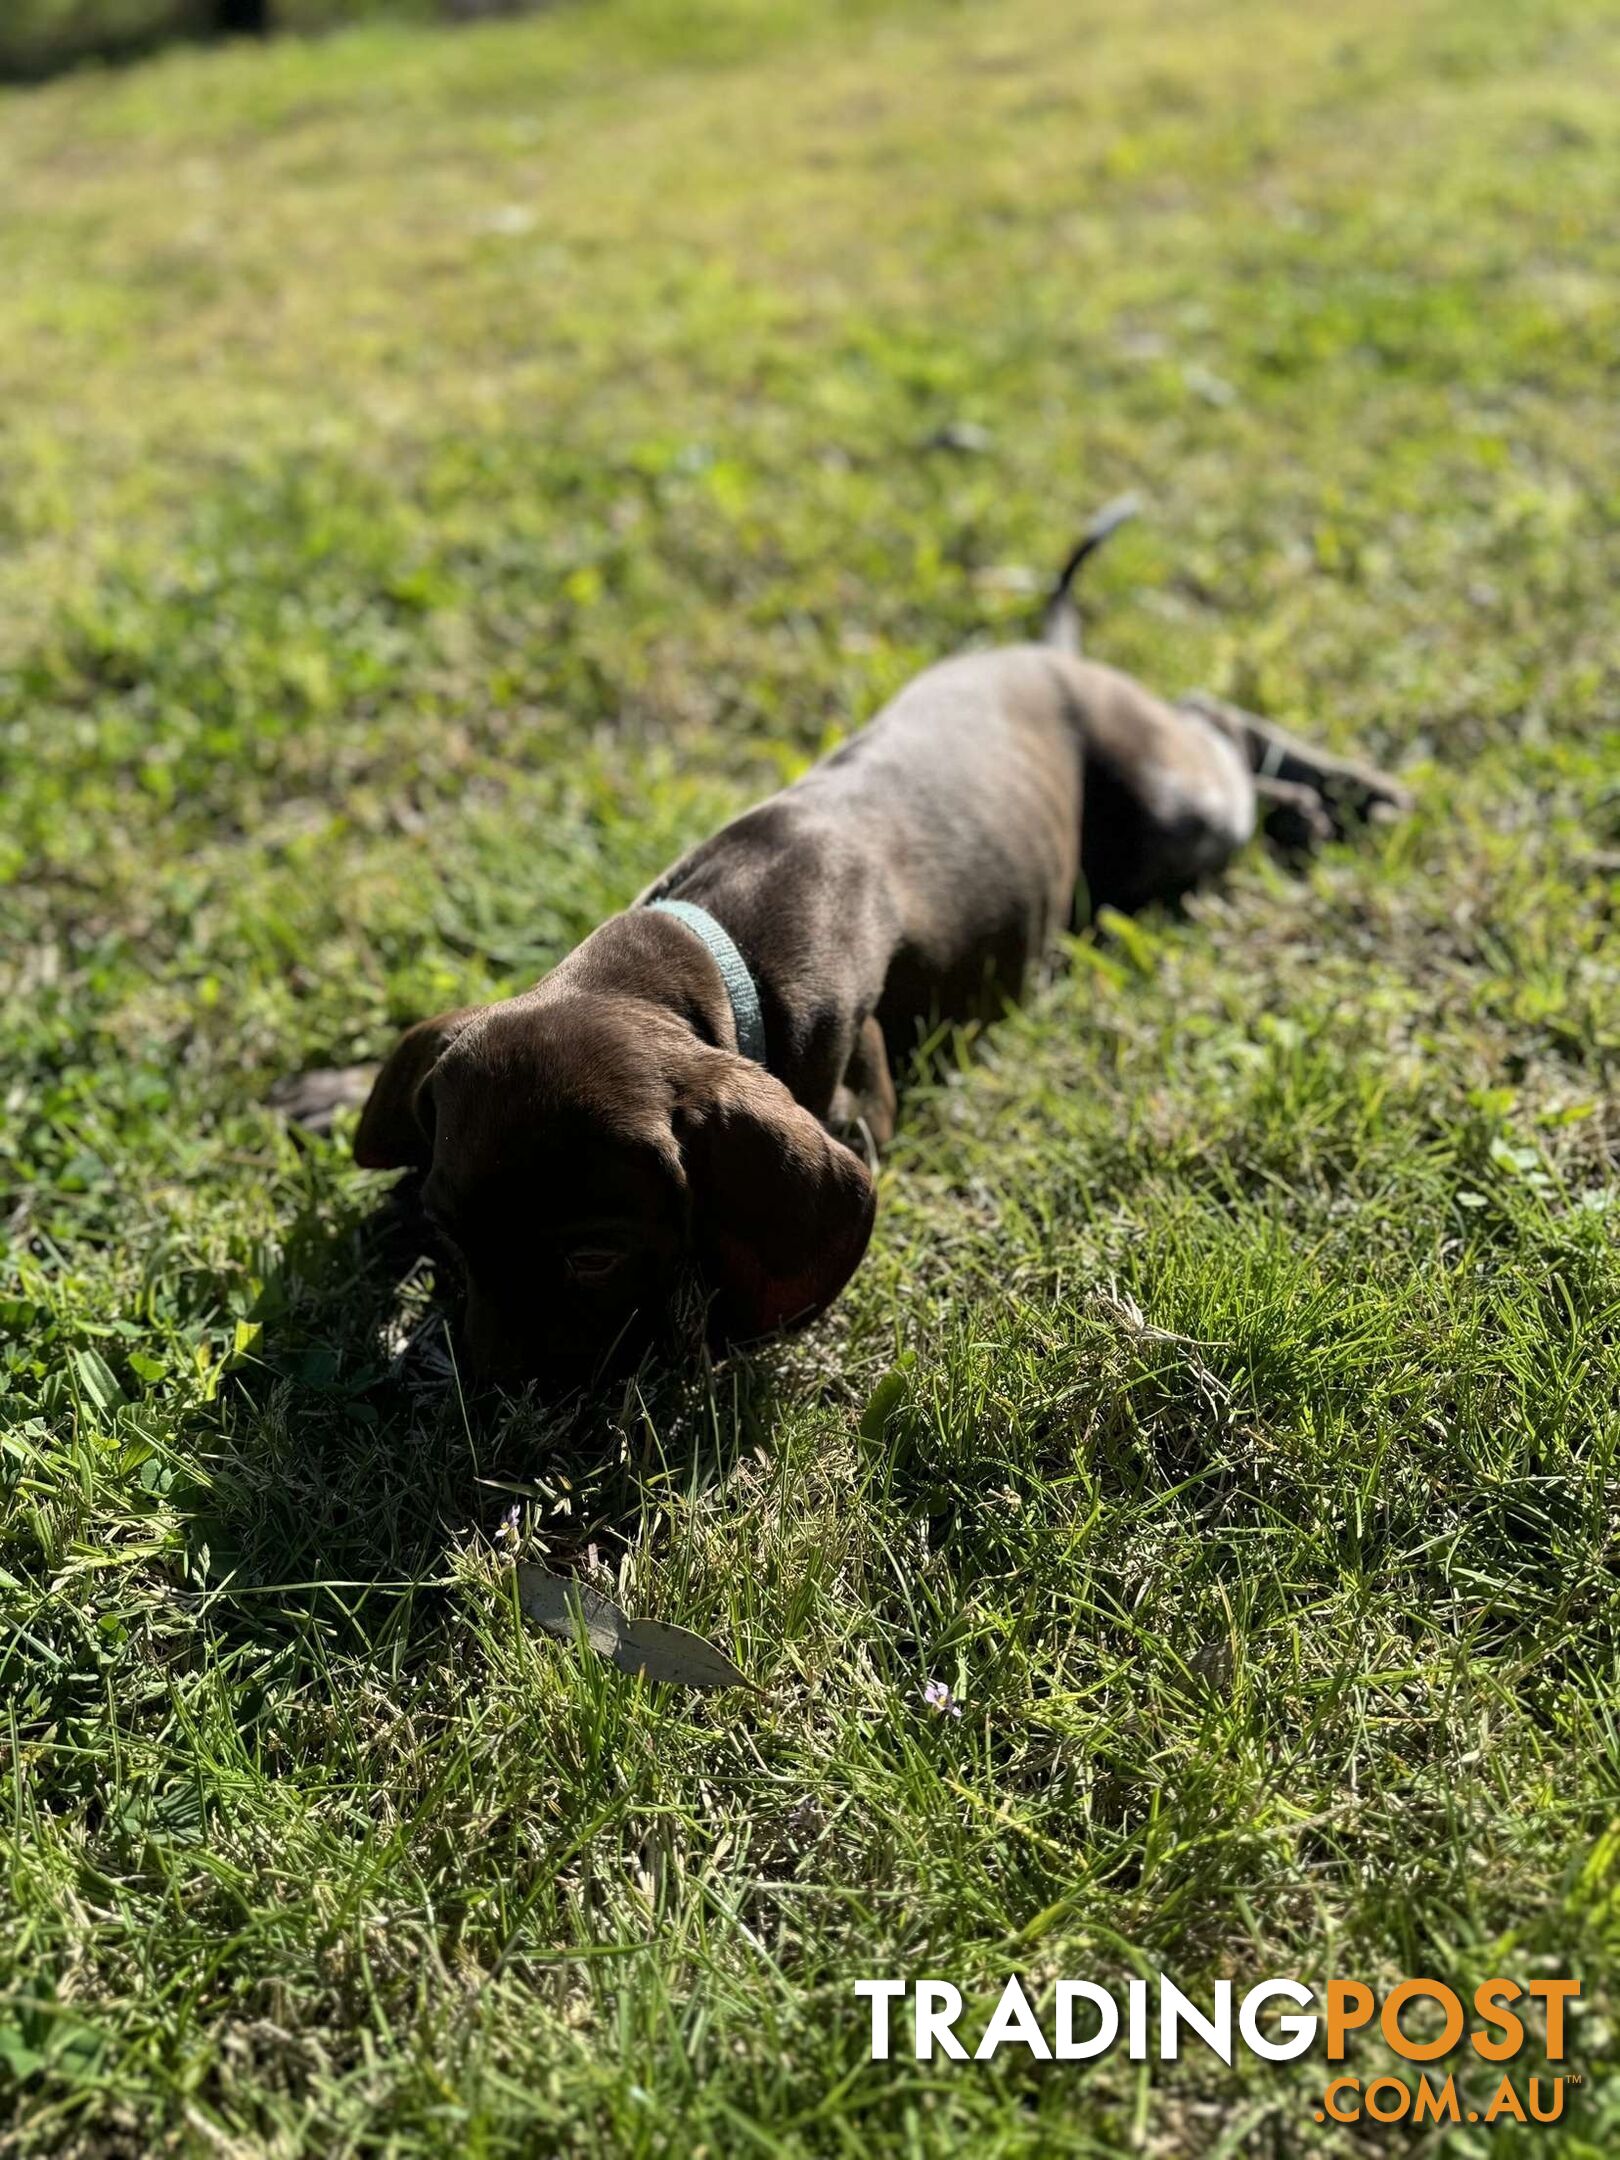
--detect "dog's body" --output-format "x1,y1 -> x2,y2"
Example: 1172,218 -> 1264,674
638,649 -> 1256,1133
355,517 -> 1407,1380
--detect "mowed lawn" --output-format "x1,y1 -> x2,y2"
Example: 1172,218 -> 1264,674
3,0 -> 1620,2151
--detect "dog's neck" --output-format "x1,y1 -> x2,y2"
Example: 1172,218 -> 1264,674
644,899 -> 766,1063
540,909 -> 747,1062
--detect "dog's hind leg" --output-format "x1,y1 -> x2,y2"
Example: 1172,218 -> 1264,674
1175,691 -> 1411,841
1073,672 -> 1260,914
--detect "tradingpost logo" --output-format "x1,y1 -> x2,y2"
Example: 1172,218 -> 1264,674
855,1973 -> 1582,2127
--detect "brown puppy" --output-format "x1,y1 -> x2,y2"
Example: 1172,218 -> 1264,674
355,509 -> 1407,1379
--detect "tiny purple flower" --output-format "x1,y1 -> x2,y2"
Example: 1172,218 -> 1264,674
921,1678 -> 963,1719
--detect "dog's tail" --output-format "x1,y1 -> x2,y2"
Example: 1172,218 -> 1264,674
1041,492 -> 1141,655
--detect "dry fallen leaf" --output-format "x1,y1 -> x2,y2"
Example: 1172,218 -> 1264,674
517,1565 -> 753,1692
267,1065 -> 378,1136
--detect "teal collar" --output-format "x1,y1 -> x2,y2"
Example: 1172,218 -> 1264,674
646,899 -> 768,1065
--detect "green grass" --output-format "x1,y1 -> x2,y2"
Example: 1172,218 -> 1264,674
4,0 -> 1620,2150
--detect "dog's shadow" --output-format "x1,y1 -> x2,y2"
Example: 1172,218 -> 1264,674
193,1177 -> 775,1663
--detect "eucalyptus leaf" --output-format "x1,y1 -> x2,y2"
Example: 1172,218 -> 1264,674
516,1567 -> 624,1660
516,1566 -> 752,1691
613,1616 -> 753,1692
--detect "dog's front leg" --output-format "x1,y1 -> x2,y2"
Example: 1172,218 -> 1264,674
828,1015 -> 896,1162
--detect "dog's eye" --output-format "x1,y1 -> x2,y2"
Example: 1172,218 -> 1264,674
566,1247 -> 624,1287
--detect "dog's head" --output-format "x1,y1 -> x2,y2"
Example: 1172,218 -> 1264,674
354,991 -> 874,1381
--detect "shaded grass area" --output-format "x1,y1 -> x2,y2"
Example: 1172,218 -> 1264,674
3,0 -> 1620,2150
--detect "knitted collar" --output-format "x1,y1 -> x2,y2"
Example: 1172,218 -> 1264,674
645,898 -> 767,1065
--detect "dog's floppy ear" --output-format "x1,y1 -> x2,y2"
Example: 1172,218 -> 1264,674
677,1052 -> 876,1340
353,1007 -> 479,1170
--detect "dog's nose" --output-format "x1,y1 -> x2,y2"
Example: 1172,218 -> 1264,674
463,1287 -> 600,1388
462,1286 -> 529,1384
